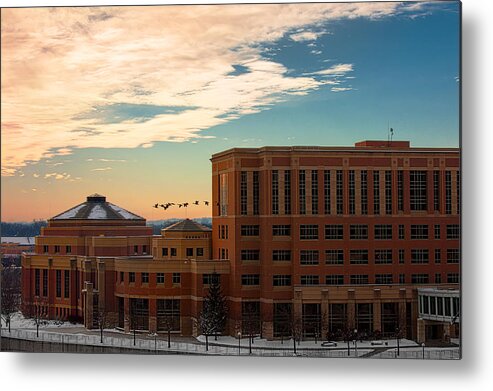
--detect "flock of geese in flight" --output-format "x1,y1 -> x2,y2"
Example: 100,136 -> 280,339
153,200 -> 215,211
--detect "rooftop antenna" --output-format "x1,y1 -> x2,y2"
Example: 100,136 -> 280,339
387,122 -> 394,146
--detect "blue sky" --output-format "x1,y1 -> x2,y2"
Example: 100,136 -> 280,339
1,2 -> 460,221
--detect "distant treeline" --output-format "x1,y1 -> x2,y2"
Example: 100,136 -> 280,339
1,221 -> 48,237
1,218 -> 212,237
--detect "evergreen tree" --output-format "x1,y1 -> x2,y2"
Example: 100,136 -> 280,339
198,272 -> 228,350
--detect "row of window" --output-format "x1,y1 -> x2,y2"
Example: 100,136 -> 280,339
119,272 -> 221,286
121,272 -> 181,285
35,269 -> 70,298
419,295 -> 460,317
161,247 -> 204,257
238,224 -> 460,240
241,248 -> 460,264
241,273 -> 460,286
238,169 -> 460,216
41,244 -> 149,255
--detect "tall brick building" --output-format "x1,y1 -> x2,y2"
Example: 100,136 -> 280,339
21,140 -> 460,343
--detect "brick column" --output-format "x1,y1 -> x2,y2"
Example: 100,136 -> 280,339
417,318 -> 426,343
97,261 -> 106,313
124,296 -> 130,333
84,281 -> 94,329
70,259 -> 77,318
373,302 -> 382,332
149,297 -> 157,334
347,289 -> 355,329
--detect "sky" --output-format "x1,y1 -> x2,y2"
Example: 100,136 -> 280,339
0,1 -> 460,222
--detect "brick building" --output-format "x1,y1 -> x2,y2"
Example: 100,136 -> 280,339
21,140 -> 460,343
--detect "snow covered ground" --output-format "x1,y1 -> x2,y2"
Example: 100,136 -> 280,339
1,312 -> 459,358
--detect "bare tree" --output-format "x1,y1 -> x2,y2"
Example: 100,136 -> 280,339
95,307 -> 110,344
30,298 -> 49,338
124,303 -> 137,346
1,266 -> 21,333
159,314 -> 175,348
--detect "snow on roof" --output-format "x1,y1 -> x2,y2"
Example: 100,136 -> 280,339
1,237 -> 35,245
107,203 -> 142,220
52,203 -> 86,219
87,204 -> 107,219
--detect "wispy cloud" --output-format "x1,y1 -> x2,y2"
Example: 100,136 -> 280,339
290,30 -> 327,42
44,172 -> 71,180
1,3 -> 423,175
305,63 -> 354,76
331,87 -> 354,92
91,167 -> 113,171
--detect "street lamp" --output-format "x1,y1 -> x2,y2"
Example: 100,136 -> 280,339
421,342 -> 425,359
396,327 -> 400,356
354,329 -> 358,357
238,331 -> 241,356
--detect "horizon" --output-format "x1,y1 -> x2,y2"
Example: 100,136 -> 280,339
1,1 -> 460,222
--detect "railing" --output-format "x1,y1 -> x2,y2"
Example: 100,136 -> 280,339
0,328 -> 459,359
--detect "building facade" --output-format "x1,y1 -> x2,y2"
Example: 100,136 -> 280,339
21,141 -> 460,343
211,141 -> 460,342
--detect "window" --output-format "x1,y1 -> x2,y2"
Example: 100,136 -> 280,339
253,171 -> 260,215
399,274 -> 405,284
399,225 -> 405,240
56,270 -> 62,297
203,273 -> 220,285
241,274 -> 260,286
301,275 -> 319,285
35,269 -> 40,296
325,250 -> 344,265
312,170 -> 319,214
134,245 -> 138,254
435,249 -> 441,264
171,248 -> 177,257
447,273 -> 459,283
350,224 -> 368,239
273,225 -> 291,236
374,225 -> 392,240
186,248 -> 193,257
42,269 -> 48,296
172,273 -> 181,284
240,171 -> 247,215
300,250 -> 319,265
411,249 -> 429,264
336,170 -> 343,214
197,248 -> 204,257
375,250 -> 392,264
456,171 -> 461,214
129,272 -> 135,283
373,171 -> 380,215
447,225 -> 460,239
157,273 -> 165,284
157,299 -> 180,331
273,275 -> 291,286
411,225 -> 429,239
220,172 -> 229,216
447,249 -> 460,264
434,225 -> 441,239
397,170 -> 404,211
326,275 -> 344,285
54,245 -> 60,254
434,171 -> 440,211
350,250 -> 369,264
435,273 -> 442,283
350,275 -> 369,285
142,245 -> 148,254
241,225 -> 259,236
411,274 -> 429,284
375,274 -> 393,284
399,249 -> 405,264
299,170 -> 306,215
139,272 -> 148,284
445,171 -> 452,214
272,250 -> 291,261
241,250 -> 260,261
272,170 -> 279,215
385,170 -> 392,214
325,225 -> 343,240
324,170 -> 331,214
348,170 -> 355,215
410,171 -> 427,211
66,245 -> 72,254
358,170 -> 367,215
162,248 -> 168,257
64,270 -> 70,298
43,245 -> 49,253
300,224 -> 318,240
284,170 -> 291,214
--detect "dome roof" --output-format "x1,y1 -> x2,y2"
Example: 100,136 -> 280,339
51,194 -> 144,220
164,218 -> 211,232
